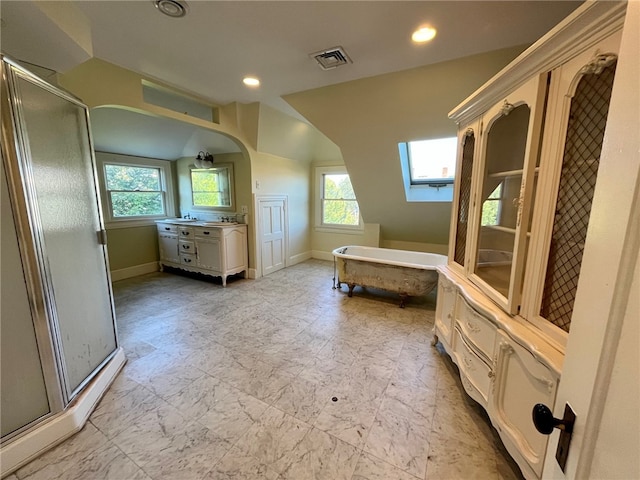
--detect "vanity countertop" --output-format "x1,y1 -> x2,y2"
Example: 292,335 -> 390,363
156,219 -> 242,228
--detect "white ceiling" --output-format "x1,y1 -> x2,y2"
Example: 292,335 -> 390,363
1,0 -> 583,158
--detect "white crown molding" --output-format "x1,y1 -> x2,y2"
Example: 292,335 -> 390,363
449,1 -> 627,125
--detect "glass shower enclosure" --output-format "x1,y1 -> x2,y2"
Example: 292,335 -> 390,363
1,55 -> 119,445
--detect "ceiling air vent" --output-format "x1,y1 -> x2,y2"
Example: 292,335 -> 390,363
310,46 -> 352,70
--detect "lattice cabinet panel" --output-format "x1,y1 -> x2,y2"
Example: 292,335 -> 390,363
540,61 -> 617,332
453,131 -> 475,267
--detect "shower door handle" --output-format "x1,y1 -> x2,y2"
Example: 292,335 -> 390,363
97,229 -> 108,245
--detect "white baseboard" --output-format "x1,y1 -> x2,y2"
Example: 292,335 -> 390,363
289,251 -> 312,266
110,262 -> 159,282
0,348 -> 126,478
311,250 -> 335,262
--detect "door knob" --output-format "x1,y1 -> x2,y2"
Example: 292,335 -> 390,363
532,403 -> 576,472
532,403 -> 573,434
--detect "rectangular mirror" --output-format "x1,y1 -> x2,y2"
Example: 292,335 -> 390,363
190,163 -> 234,210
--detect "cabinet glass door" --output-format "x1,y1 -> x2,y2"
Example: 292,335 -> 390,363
471,76 -> 547,313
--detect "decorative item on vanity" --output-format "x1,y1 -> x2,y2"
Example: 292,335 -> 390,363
332,245 -> 447,307
432,3 -> 625,479
193,150 -> 214,169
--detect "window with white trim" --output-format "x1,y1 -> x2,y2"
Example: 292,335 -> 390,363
96,152 -> 175,227
315,166 -> 362,231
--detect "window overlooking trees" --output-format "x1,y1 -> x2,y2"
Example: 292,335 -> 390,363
189,164 -> 233,209
104,164 -> 164,217
192,170 -> 223,206
322,173 -> 360,226
481,183 -> 503,226
96,152 -> 175,226
315,166 -> 362,231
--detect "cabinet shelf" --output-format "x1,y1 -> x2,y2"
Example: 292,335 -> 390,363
482,224 -> 516,234
487,167 -> 540,179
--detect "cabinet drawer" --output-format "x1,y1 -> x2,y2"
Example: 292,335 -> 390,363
178,227 -> 194,238
195,227 -> 221,238
180,254 -> 196,266
453,327 -> 492,404
179,240 -> 195,254
456,297 -> 497,361
157,224 -> 177,234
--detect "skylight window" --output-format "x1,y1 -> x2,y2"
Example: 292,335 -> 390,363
407,137 -> 457,185
398,136 -> 458,202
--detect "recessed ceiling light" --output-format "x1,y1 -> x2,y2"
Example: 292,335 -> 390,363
412,26 -> 437,43
155,0 -> 187,18
243,77 -> 260,87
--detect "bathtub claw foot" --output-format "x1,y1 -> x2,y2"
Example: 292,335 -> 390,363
347,283 -> 355,297
399,293 -> 408,308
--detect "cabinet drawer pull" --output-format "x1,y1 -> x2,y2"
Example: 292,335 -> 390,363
164,227 -> 171,231
184,258 -> 192,263
463,355 -> 475,371
488,370 -> 495,379
182,245 -> 190,250
203,231 -> 210,235
466,320 -> 481,333
182,231 -> 190,236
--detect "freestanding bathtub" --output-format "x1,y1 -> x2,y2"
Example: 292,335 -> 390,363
332,246 -> 447,307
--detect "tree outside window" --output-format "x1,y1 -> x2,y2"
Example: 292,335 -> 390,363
322,174 -> 360,226
191,169 -> 223,206
481,183 -> 503,226
104,164 -> 165,217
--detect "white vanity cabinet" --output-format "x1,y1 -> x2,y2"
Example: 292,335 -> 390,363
157,224 -> 180,265
157,221 -> 247,286
195,229 -> 221,271
433,3 -> 626,479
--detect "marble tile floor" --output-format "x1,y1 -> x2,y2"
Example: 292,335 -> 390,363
11,260 -> 524,480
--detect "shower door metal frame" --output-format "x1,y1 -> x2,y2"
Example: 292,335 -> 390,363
1,55 -> 118,442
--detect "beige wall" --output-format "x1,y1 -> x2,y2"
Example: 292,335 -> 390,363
284,45 -> 527,252
252,151 -> 311,261
106,225 -> 158,272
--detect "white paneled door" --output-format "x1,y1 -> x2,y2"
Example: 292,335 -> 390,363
258,196 -> 287,277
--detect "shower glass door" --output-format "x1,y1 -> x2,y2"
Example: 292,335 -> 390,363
8,61 -> 117,399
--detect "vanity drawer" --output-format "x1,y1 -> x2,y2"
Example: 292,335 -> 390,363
195,227 -> 221,238
157,224 -> 177,234
180,253 -> 196,266
456,297 -> 497,362
453,327 -> 492,404
178,227 -> 194,238
179,240 -> 195,254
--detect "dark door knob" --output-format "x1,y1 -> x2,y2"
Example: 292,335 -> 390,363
532,403 -> 574,435
532,403 -> 576,473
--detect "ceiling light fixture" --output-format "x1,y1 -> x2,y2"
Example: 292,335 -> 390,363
243,76 -> 260,87
154,0 -> 187,18
412,26 -> 437,43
